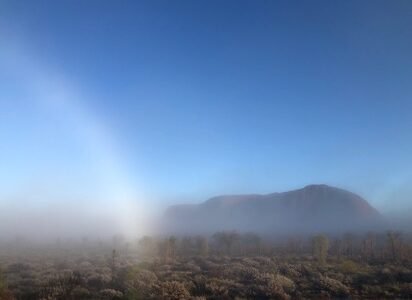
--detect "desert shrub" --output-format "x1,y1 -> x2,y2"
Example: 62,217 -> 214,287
166,271 -> 192,283
156,281 -> 190,300
360,284 -> 384,297
326,270 -> 346,283
340,259 -> 359,274
205,278 -> 240,298
317,275 -> 350,297
100,288 -> 123,299
279,263 -> 300,279
238,257 -> 260,269
125,268 -> 159,299
245,273 -> 291,300
71,286 -> 90,298
253,256 -> 274,267
273,274 -> 295,292
238,266 -> 260,282
190,275 -> 208,297
86,272 -> 111,290
178,261 -> 201,273
263,273 -> 294,297
40,271 -> 84,299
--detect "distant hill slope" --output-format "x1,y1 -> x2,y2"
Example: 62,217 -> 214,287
162,184 -> 384,234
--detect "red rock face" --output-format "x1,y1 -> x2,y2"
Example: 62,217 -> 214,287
163,184 -> 385,235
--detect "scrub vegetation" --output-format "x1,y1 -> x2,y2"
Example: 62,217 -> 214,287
1,231 -> 412,299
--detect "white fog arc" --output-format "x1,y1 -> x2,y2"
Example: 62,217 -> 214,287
0,44 -> 148,240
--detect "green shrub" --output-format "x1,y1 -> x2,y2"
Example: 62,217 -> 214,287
340,260 -> 359,273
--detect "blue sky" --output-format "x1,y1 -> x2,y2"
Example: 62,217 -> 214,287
1,0 -> 412,213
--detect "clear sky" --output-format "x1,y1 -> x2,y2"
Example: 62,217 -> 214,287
1,0 -> 412,217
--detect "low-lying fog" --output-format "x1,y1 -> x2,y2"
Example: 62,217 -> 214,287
0,185 -> 411,246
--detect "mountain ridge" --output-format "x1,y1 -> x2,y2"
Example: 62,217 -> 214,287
163,184 -> 384,234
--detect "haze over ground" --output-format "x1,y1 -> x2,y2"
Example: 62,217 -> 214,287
1,0 -> 412,239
